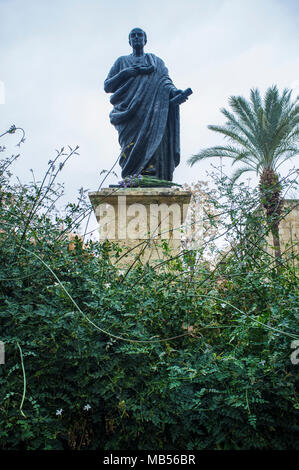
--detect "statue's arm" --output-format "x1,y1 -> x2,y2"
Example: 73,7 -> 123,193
167,80 -> 183,99
104,69 -> 131,93
104,59 -> 150,93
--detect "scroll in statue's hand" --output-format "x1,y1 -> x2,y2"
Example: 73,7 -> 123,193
170,88 -> 193,105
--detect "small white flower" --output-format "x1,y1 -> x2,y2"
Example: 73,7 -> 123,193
83,404 -> 91,411
221,303 -> 226,308
118,270 -> 125,276
56,408 -> 63,416
104,283 -> 111,288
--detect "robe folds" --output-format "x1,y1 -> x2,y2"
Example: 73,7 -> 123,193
104,53 -> 180,181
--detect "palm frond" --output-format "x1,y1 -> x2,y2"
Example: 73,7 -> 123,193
264,85 -> 279,119
230,96 -> 258,134
189,85 -> 299,184
229,166 -> 254,186
250,88 -> 262,114
207,125 -> 256,153
230,151 -> 257,168
187,146 -> 240,166
275,149 -> 299,170
221,107 -> 257,147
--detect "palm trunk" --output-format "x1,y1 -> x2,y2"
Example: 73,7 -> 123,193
259,168 -> 282,268
271,220 -> 282,263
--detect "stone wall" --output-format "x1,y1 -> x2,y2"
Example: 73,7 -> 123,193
269,199 -> 299,256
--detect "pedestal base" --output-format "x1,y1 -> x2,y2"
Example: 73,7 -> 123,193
89,187 -> 191,266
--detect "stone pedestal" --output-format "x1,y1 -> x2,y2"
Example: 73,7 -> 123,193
89,187 -> 191,265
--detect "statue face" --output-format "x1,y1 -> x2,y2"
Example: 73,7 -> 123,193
129,28 -> 147,48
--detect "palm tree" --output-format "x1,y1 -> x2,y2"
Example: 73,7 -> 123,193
188,86 -> 299,262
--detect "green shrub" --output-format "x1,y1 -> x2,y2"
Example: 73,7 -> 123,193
0,130 -> 298,450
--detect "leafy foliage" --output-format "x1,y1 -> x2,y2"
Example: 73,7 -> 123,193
0,128 -> 298,450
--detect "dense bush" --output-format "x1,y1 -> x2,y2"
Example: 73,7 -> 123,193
0,131 -> 298,450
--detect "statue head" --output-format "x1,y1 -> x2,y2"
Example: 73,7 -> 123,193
129,28 -> 147,48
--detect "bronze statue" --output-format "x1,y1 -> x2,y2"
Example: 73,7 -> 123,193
104,28 -> 192,181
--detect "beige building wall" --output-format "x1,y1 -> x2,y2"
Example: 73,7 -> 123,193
269,199 -> 299,257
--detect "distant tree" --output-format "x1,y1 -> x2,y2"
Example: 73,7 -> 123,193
188,86 -> 299,262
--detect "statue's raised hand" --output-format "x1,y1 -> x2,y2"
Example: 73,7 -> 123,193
138,65 -> 155,75
124,66 -> 140,78
123,65 -> 155,79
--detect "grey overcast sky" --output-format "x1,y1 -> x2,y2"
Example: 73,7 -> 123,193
1,0 -> 299,206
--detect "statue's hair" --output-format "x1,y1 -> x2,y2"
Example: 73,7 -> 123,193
129,28 -> 147,45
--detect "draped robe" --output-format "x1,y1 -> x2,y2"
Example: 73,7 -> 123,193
104,53 -> 180,181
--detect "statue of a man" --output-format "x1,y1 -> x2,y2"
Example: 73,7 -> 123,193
104,28 -> 190,181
